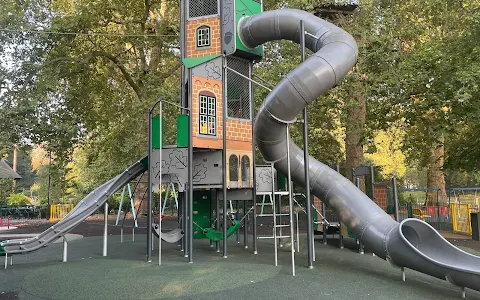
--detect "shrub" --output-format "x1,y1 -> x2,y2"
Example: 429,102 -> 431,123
7,193 -> 30,206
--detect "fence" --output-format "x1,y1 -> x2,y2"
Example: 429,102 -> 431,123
50,204 -> 74,221
450,203 -> 479,235
396,204 -> 452,231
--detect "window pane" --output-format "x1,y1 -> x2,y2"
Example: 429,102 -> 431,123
229,155 -> 239,181
208,116 -> 215,135
200,115 -> 208,134
241,156 -> 250,182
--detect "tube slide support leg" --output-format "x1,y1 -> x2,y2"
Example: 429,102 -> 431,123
462,287 -> 466,299
63,236 -> 68,262
401,267 -> 405,282
103,202 -> 108,257
4,253 -> 7,269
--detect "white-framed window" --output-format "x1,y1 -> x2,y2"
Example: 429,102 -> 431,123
197,26 -> 211,48
199,93 -> 216,136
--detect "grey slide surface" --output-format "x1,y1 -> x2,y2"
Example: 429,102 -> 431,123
239,9 -> 480,291
2,158 -> 147,254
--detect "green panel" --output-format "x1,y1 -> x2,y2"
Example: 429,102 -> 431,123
151,115 -> 164,149
235,0 -> 263,59
193,191 -> 212,239
182,55 -> 221,68
176,114 -> 189,147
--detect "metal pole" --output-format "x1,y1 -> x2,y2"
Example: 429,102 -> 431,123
47,152 -> 52,219
236,200 -> 240,243
250,62 -> 258,255
436,189 -> 440,229
188,75 -> 194,263
132,227 -> 135,241
222,55 -> 228,258
243,200 -> 248,249
147,108 -> 153,262
286,125 -> 296,276
300,20 -> 314,270
355,177 -> 364,254
103,202 -> 108,257
120,228 -> 123,243
336,165 -> 344,249
370,166 -> 375,200
392,177 -> 400,221
216,190 -> 220,252
271,164 -> 278,266
63,236 -> 68,262
4,253 -> 7,269
159,102 -> 163,265
295,211 -> 300,253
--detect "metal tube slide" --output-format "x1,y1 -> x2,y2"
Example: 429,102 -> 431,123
1,158 -> 147,255
239,9 -> 480,292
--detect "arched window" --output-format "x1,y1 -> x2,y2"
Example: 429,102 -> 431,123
196,25 -> 211,48
198,91 -> 216,136
241,156 -> 250,186
229,155 -> 239,187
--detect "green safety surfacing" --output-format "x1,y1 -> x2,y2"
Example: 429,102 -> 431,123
3,235 -> 479,300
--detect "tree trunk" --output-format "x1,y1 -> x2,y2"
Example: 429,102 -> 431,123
426,135 -> 446,205
344,87 -> 366,183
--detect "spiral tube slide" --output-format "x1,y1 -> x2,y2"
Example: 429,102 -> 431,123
1,158 -> 147,255
239,9 -> 480,292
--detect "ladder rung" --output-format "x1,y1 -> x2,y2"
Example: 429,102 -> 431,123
275,224 -> 290,228
259,203 -> 273,206
257,235 -> 291,239
257,213 -> 290,217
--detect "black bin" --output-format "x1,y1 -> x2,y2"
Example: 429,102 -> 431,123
471,212 -> 480,241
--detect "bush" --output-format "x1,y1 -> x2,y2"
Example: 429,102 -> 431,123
7,193 -> 30,206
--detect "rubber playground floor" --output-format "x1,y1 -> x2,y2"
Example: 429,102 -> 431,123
2,221 -> 480,300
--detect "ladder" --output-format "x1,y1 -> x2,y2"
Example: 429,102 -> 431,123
256,163 -> 296,275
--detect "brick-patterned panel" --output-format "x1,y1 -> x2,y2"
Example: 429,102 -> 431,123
226,119 -> 252,142
186,17 -> 221,58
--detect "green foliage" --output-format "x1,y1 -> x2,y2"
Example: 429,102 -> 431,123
7,193 -> 30,205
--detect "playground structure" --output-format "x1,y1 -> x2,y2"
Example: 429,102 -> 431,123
1,2 -> 480,298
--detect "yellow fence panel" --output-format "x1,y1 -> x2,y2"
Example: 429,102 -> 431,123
451,203 -> 472,235
50,204 -> 74,221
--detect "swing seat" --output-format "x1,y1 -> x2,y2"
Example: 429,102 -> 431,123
153,224 -> 184,243
203,220 -> 242,241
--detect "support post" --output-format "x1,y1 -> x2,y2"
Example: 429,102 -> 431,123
215,190 -> 220,252
300,20 -> 314,270
63,236 -> 68,262
222,55 -> 228,258
462,287 -> 466,299
355,177 -> 364,255
132,227 -> 135,242
243,200 -> 248,249
121,228 -> 123,243
392,177 -> 400,222
158,102 -> 163,265
271,164 -> 278,266
103,202 -> 108,257
4,253 -> 7,269
335,165 -> 344,249
286,125 -> 296,276
401,267 -> 405,282
236,200 -> 240,243
188,69 -> 194,263
249,61 -> 258,255
147,106 -> 153,262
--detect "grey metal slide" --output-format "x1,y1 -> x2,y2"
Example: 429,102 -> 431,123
1,157 -> 147,255
239,9 -> 480,292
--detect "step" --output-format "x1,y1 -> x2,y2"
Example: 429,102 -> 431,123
257,213 -> 290,217
257,235 -> 291,239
